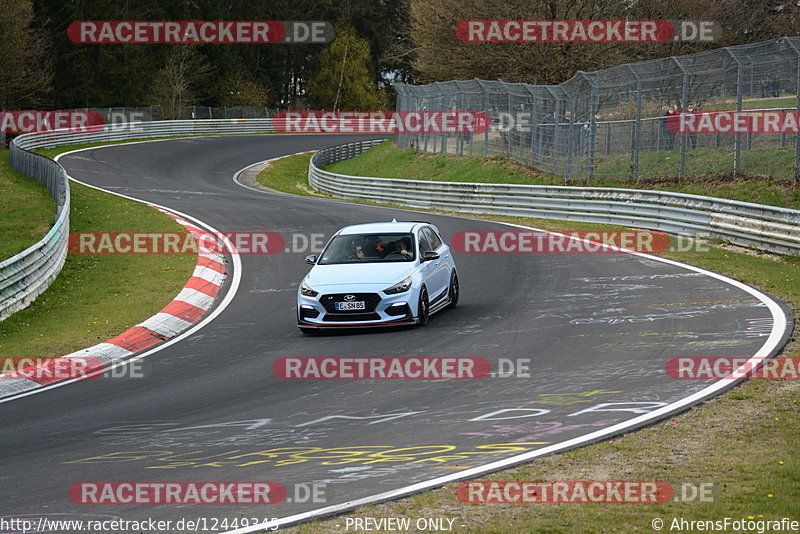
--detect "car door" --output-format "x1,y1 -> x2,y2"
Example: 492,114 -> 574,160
417,229 -> 439,299
420,226 -> 450,301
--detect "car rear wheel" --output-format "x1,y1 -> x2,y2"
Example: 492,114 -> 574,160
417,287 -> 429,326
447,270 -> 459,309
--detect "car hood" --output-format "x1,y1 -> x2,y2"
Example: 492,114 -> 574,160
306,263 -> 415,286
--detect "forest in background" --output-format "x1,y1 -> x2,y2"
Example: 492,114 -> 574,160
1,0 -> 798,113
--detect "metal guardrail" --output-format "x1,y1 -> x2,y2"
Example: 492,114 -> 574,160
1,149 -> 69,321
2,118 -> 281,322
309,140 -> 800,256
11,118 -> 279,149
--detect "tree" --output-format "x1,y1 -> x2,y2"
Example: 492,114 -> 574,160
382,0 -> 415,83
409,0 -> 631,85
0,0 -> 51,110
408,0 -> 800,86
213,73 -> 270,107
148,46 -> 211,119
307,28 -> 387,110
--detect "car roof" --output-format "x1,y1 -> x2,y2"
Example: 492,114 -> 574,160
338,221 -> 424,235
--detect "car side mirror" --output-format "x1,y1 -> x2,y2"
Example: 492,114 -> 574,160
421,251 -> 440,262
305,255 -> 317,265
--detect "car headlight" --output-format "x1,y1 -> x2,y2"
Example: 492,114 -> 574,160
301,282 -> 318,297
384,276 -> 413,294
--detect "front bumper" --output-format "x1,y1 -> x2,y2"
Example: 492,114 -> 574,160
297,287 -> 417,328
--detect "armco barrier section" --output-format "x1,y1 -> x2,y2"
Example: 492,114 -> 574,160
1,149 -> 69,321
10,118 -> 278,150
309,140 -> 800,256
2,119 -> 280,322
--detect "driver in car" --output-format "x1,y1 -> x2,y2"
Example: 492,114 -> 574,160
384,238 -> 412,258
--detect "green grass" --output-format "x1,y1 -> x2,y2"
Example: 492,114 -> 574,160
254,152 -> 319,196
1,131 -> 280,360
0,149 -> 196,359
738,96 -> 796,111
324,141 -> 800,209
597,146 -> 799,183
0,150 -> 56,259
256,150 -> 800,534
326,141 -> 548,184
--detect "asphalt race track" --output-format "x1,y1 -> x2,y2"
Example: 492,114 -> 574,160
0,134 -> 792,531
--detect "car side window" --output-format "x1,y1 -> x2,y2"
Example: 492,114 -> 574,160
424,227 -> 442,249
418,230 -> 433,253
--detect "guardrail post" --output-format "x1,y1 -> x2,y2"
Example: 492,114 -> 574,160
526,86 -> 538,166
725,47 -> 746,177
549,87 -> 564,178
628,65 -> 643,183
578,72 -> 599,184
672,57 -> 691,179
504,88 -> 512,158
565,96 -> 578,184
785,38 -> 800,188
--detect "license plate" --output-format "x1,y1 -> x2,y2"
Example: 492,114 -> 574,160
336,301 -> 365,311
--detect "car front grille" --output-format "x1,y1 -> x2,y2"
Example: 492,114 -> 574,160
320,293 -> 381,313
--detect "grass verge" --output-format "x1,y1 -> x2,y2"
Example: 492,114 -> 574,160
324,141 -> 800,209
0,150 -> 55,259
0,147 -> 195,359
257,151 -> 799,533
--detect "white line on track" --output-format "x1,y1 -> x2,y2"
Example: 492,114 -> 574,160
223,155 -> 791,533
3,138 -> 786,529
0,141 -> 243,404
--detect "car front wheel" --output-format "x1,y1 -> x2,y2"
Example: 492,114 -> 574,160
447,270 -> 459,309
417,287 -> 429,326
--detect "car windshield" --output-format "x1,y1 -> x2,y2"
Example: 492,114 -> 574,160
318,233 -> 416,264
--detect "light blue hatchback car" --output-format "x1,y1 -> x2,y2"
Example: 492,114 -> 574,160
297,220 -> 459,333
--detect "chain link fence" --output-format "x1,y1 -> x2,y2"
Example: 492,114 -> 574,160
394,37 -> 800,185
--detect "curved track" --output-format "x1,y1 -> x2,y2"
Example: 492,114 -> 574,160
0,135 -> 791,530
